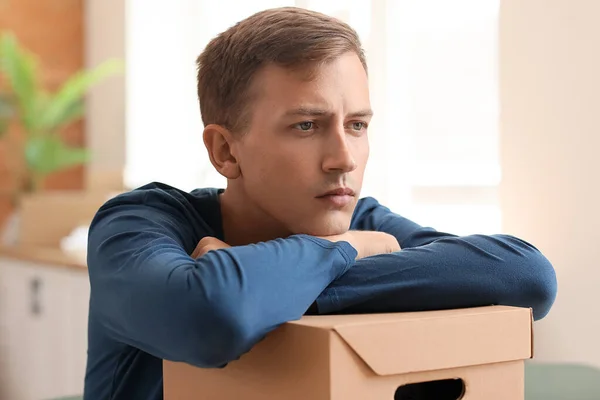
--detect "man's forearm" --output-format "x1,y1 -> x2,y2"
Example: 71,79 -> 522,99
313,234 -> 557,320
88,203 -> 357,368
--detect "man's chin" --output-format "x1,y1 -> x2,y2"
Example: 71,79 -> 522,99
293,219 -> 352,238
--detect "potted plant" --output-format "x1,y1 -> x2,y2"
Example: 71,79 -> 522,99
0,32 -> 123,245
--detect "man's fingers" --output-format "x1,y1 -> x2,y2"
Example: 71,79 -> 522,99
191,236 -> 230,258
191,244 -> 207,258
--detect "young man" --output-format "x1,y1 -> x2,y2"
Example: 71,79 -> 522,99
84,7 -> 557,400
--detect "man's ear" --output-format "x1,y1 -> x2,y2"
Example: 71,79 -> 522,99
203,124 -> 241,179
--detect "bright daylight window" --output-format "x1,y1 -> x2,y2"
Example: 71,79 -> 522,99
125,0 -> 501,235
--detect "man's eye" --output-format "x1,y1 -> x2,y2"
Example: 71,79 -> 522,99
295,121 -> 314,131
350,122 -> 367,131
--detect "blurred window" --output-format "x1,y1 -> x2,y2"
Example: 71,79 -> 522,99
125,0 -> 501,234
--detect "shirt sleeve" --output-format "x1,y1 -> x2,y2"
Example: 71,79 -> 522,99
316,197 -> 557,320
350,196 -> 461,248
87,189 -> 356,368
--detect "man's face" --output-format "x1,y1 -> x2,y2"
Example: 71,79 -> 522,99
230,52 -> 371,236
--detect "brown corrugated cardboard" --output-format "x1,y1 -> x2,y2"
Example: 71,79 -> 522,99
18,191 -> 116,247
164,305 -> 533,400
85,168 -> 126,193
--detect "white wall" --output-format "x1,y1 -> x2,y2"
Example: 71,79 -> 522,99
84,0 -> 126,191
500,0 -> 600,366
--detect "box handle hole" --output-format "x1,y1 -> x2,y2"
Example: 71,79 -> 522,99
394,378 -> 465,400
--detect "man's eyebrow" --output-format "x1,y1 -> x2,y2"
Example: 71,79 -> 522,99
284,107 -> 374,118
347,109 -> 374,118
284,107 -> 330,117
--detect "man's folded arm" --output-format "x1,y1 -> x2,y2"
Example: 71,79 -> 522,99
320,197 -> 557,320
87,201 -> 356,369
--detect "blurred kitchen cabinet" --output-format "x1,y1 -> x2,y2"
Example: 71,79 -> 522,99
65,271 -> 90,394
0,256 -> 89,400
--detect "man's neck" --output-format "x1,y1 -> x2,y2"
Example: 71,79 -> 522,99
219,187 -> 291,246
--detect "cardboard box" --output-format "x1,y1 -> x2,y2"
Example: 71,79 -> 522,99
18,191 -> 117,247
85,167 -> 126,193
164,305 -> 533,400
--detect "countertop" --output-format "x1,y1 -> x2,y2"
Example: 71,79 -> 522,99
0,245 -> 87,271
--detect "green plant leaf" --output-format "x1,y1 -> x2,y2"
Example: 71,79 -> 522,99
0,92 -> 15,137
0,32 -> 40,133
51,98 -> 85,128
25,135 -> 89,176
40,59 -> 124,132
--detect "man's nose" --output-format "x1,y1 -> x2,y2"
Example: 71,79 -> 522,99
321,128 -> 357,173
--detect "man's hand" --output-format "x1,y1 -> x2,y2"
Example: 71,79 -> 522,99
192,236 -> 231,258
192,232 -> 399,260
318,231 -> 401,259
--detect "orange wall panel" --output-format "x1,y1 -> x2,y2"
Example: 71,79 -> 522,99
0,0 -> 84,226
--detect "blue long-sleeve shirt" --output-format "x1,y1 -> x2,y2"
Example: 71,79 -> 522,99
83,182 -> 556,400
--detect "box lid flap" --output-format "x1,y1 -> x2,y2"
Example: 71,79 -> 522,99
310,306 -> 533,376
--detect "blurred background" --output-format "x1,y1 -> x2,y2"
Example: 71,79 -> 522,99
0,0 -> 598,399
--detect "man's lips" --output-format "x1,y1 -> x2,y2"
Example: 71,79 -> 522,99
317,187 -> 355,197
316,188 -> 355,207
